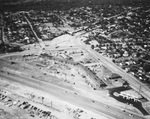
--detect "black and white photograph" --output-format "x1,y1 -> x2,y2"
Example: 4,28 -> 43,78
0,0 -> 150,119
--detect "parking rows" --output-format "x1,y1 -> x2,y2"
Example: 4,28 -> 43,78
0,89 -> 58,119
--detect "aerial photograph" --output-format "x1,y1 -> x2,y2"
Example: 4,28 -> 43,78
0,0 -> 150,119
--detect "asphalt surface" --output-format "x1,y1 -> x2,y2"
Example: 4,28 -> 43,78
0,33 -> 148,119
0,68 -> 146,119
0,8 -> 149,119
74,33 -> 150,101
87,49 -> 150,101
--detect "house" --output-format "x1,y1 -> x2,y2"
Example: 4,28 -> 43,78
123,51 -> 129,57
113,53 -> 121,58
89,40 -> 99,47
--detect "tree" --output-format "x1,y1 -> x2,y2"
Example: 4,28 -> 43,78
91,45 -> 94,49
143,63 -> 150,72
123,81 -> 129,87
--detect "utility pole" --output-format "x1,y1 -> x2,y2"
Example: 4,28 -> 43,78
51,101 -> 53,108
41,97 -> 44,104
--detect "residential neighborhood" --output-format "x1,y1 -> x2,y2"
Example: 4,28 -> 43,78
0,0 -> 150,119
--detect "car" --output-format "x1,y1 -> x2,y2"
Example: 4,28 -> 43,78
104,105 -> 109,108
129,114 -> 134,117
74,92 -> 77,95
121,109 -> 126,112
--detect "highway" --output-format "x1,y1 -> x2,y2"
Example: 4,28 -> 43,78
0,68 -> 146,119
0,33 -> 149,118
0,8 -> 149,119
0,34 -> 148,119
73,33 -> 150,101
87,48 -> 150,100
0,26 -> 149,119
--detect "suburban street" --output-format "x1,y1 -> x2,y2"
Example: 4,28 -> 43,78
0,32 -> 149,119
74,33 -> 150,101
1,6 -> 150,119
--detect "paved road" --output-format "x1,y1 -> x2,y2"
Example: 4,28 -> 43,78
0,43 -> 78,59
87,49 -> 150,100
23,13 -> 45,49
0,32 -> 148,119
0,14 -> 5,44
0,69 -> 146,119
74,33 -> 150,101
